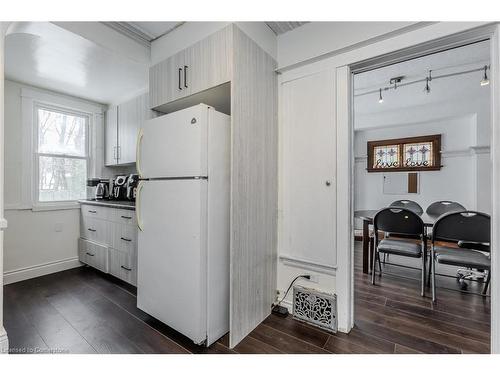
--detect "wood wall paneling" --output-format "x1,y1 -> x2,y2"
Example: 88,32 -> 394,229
229,25 -> 278,348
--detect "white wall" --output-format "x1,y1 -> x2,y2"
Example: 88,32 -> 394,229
277,22 -> 419,69
3,79 -> 109,284
151,22 -> 277,64
354,115 -> 490,224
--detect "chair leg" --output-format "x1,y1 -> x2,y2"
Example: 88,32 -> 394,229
427,252 -> 432,287
421,255 -> 425,297
378,253 -> 383,276
371,248 -> 378,285
431,253 -> 436,302
482,271 -> 491,295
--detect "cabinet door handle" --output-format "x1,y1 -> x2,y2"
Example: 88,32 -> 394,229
120,237 -> 132,242
121,265 -> 132,271
121,215 -> 132,219
88,210 -> 97,213
86,252 -> 95,257
184,65 -> 188,88
178,68 -> 183,90
87,228 -> 96,232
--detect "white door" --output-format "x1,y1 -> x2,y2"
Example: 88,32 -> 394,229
137,105 -> 208,179
137,179 -> 207,344
281,69 -> 337,267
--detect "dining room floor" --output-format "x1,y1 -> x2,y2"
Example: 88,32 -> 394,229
3,240 -> 490,354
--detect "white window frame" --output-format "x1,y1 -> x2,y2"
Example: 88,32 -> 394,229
32,102 -> 91,209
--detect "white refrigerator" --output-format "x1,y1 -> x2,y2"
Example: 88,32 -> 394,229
136,104 -> 230,346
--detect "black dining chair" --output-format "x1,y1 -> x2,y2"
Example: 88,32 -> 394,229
426,201 -> 466,216
390,200 -> 424,215
430,211 -> 491,301
372,207 -> 427,296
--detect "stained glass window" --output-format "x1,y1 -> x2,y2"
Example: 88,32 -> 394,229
372,145 -> 400,169
367,134 -> 441,172
403,142 -> 433,168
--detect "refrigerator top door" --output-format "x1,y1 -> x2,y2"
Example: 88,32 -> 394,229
137,179 -> 208,344
138,104 -> 209,179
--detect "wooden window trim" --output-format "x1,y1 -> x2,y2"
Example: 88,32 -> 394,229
367,134 -> 441,172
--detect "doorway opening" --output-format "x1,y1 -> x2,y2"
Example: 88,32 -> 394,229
351,40 -> 492,353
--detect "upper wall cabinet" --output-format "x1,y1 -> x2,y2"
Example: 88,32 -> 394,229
105,93 -> 152,166
105,105 -> 118,166
149,26 -> 232,109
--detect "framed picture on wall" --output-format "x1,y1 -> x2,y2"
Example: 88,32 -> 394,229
367,134 -> 442,172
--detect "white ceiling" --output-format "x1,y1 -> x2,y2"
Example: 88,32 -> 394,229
127,22 -> 184,40
5,22 -> 149,104
354,40 -> 491,124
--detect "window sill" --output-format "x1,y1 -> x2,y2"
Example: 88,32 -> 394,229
31,202 -> 81,212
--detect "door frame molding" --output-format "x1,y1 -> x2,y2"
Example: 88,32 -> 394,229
335,23 -> 499,352
0,21 -> 10,353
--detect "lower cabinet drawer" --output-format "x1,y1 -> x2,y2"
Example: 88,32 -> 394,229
110,223 -> 137,255
108,248 -> 137,286
80,216 -> 108,244
78,238 -> 109,273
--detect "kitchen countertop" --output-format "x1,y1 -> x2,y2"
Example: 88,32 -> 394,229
78,199 -> 136,210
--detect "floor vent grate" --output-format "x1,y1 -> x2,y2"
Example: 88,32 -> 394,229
292,286 -> 337,333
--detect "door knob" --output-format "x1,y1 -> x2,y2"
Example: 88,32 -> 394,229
325,180 -> 331,186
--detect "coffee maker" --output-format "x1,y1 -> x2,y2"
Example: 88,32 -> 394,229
111,175 -> 128,200
126,174 -> 139,201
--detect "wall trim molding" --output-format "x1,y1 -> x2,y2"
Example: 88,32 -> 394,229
279,254 -> 337,276
3,257 -> 82,285
0,327 -> 8,354
471,145 -> 491,154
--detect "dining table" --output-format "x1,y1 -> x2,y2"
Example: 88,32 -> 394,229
354,209 -> 441,274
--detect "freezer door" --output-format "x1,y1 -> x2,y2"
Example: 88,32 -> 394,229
137,179 -> 208,344
137,105 -> 208,179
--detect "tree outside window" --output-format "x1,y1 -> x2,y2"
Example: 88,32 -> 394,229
36,106 -> 88,202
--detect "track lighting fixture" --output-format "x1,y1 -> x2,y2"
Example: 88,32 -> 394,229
378,88 -> 384,103
480,65 -> 490,86
363,64 -> 490,102
424,78 -> 430,94
424,70 -> 432,94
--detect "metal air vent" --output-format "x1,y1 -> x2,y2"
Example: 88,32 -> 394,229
292,286 -> 337,333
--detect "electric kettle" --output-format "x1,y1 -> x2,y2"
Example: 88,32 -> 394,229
95,182 -> 109,200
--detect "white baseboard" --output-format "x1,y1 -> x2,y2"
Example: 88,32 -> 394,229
3,257 -> 82,285
0,326 -> 8,354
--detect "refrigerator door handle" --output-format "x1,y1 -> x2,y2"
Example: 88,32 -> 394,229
136,181 -> 144,231
136,128 -> 144,178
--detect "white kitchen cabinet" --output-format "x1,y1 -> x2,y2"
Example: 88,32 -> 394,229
149,26 -> 231,109
104,105 -> 118,166
79,204 -> 138,285
281,69 -> 337,267
105,93 -> 151,166
78,238 -> 109,273
109,248 -> 137,286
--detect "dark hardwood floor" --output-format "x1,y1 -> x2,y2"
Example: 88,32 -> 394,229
3,241 -> 490,354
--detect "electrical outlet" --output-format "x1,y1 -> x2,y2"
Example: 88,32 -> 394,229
308,274 -> 319,283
